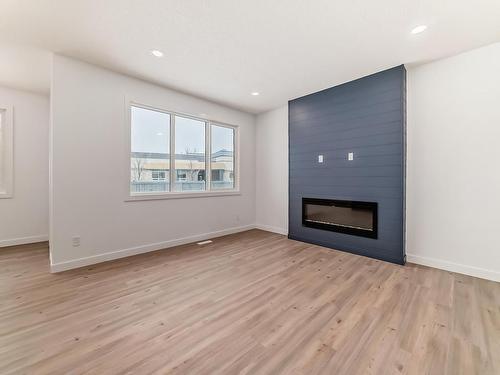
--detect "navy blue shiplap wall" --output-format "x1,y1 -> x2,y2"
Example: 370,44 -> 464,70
288,65 -> 406,264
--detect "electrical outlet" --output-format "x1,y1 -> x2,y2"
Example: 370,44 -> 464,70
348,152 -> 354,161
72,236 -> 81,247
318,154 -> 324,163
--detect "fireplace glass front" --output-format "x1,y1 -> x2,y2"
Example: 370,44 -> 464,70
302,198 -> 377,238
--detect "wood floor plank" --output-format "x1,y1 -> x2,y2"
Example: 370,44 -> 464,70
0,230 -> 498,374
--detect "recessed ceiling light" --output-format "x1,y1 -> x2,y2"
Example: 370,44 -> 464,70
251,92 -> 260,96
151,50 -> 164,57
156,132 -> 164,136
411,25 -> 427,34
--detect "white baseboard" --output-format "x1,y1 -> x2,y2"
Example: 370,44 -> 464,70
15,230 -> 497,283
50,224 -> 255,273
254,224 -> 288,236
0,235 -> 49,248
407,253 -> 500,283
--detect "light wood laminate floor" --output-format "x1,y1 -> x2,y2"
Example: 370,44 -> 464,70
0,230 -> 499,374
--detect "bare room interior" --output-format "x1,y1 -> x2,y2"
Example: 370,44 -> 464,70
0,1 -> 499,374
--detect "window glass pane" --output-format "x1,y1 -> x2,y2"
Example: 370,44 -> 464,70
0,110 -> 4,190
174,116 -> 206,191
211,124 -> 234,189
130,106 -> 170,193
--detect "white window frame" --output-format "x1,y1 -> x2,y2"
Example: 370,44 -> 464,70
0,105 -> 14,199
125,99 -> 240,201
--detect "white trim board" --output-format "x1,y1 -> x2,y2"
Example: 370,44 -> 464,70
407,253 -> 500,283
0,235 -> 49,248
50,224 -> 255,273
6,228 -> 498,283
254,224 -> 288,236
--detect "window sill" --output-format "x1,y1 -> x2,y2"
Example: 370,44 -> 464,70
125,190 -> 241,202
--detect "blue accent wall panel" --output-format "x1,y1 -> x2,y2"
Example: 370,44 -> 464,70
288,65 -> 406,264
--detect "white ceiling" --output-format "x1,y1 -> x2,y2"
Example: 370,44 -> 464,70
1,0 -> 499,113
0,42 -> 51,95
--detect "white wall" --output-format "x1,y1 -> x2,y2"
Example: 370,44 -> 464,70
50,55 -> 256,271
407,42 -> 500,282
255,106 -> 288,235
0,86 -> 49,246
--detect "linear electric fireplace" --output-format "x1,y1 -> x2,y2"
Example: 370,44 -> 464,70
302,198 -> 378,239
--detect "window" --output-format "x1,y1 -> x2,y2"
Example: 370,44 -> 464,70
176,171 -> 187,181
0,110 -> 3,189
174,116 -> 206,192
130,106 -> 170,193
128,103 -> 238,198
0,106 -> 13,199
210,124 -> 235,190
151,170 -> 166,181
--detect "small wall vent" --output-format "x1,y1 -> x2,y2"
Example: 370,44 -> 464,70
197,240 -> 213,245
